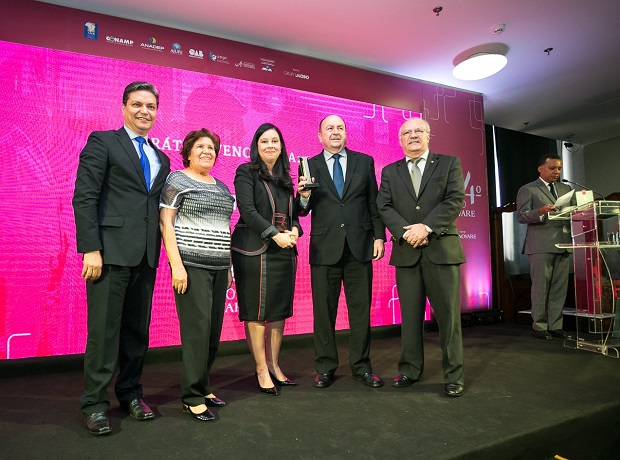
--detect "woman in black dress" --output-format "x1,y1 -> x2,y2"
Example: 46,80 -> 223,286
231,123 -> 302,395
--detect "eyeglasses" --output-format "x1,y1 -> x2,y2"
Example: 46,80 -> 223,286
400,128 -> 428,137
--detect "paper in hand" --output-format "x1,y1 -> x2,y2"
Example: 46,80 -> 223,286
554,189 -> 575,209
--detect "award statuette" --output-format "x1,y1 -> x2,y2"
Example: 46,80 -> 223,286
299,156 -> 319,190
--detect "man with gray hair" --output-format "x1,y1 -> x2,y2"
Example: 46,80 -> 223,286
377,117 -> 466,397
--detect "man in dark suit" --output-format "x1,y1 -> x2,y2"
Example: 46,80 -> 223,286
296,115 -> 385,389
377,117 -> 466,397
516,154 -> 573,340
72,81 -> 170,435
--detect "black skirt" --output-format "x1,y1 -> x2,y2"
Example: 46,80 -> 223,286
232,241 -> 296,321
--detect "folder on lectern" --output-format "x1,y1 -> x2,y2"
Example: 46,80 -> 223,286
575,189 -> 594,206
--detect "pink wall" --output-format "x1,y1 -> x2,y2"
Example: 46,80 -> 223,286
0,0 -> 491,360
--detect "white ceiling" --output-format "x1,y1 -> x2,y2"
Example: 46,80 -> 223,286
40,0 -> 620,146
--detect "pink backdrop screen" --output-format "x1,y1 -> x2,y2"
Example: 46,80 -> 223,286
0,41 -> 491,359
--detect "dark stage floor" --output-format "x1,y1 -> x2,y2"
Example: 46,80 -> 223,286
1,323 -> 619,460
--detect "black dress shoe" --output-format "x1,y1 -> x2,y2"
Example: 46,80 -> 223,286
269,372 -> 298,387
531,329 -> 553,340
313,373 -> 333,388
444,384 -> 465,397
183,404 -> 215,422
355,372 -> 384,388
205,396 -> 226,407
85,412 -> 111,436
123,399 -> 154,420
391,373 -> 417,388
255,372 -> 279,395
549,329 -> 573,339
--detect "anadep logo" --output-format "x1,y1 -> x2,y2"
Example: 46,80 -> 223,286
140,37 -> 164,52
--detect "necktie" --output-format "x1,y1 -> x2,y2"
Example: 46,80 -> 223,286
332,153 -> 344,198
410,158 -> 422,196
549,182 -> 557,200
135,136 -> 151,192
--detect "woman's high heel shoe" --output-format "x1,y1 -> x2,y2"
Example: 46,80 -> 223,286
269,371 -> 298,387
183,403 -> 215,421
255,372 -> 279,396
205,396 -> 226,407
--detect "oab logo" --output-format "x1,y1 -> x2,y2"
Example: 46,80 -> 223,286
189,49 -> 204,59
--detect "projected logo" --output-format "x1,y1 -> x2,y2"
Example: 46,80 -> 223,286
84,22 -> 97,40
283,69 -> 310,80
235,61 -> 255,69
209,51 -> 229,64
141,37 -> 164,51
106,35 -> 133,46
170,43 -> 182,55
459,170 -> 483,219
261,58 -> 275,71
189,48 -> 204,59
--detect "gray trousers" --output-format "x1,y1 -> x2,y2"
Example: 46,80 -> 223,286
528,252 -> 570,331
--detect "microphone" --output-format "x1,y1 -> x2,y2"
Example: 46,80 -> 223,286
560,179 -> 605,199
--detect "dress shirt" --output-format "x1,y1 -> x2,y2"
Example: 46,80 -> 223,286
323,149 -> 347,181
124,126 -> 161,190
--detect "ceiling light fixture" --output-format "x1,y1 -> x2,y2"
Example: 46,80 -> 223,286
452,53 -> 508,80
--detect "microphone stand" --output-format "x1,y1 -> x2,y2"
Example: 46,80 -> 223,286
560,179 -> 605,199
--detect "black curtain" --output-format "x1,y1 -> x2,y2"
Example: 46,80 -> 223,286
485,125 -> 559,207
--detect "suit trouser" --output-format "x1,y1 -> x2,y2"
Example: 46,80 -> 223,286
174,265 -> 228,407
395,252 -> 464,385
311,244 -> 373,375
529,252 -> 570,332
80,259 -> 156,415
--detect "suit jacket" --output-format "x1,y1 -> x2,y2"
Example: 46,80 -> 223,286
72,127 -> 170,268
231,163 -> 302,255
296,148 -> 385,265
516,178 -> 573,254
377,152 -> 465,267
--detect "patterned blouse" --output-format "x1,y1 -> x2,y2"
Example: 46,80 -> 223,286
160,170 -> 235,270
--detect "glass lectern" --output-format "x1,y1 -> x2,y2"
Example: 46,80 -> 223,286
550,201 -> 620,357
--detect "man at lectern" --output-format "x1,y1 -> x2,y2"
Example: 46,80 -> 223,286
72,82 -> 170,435
516,154 -> 574,341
